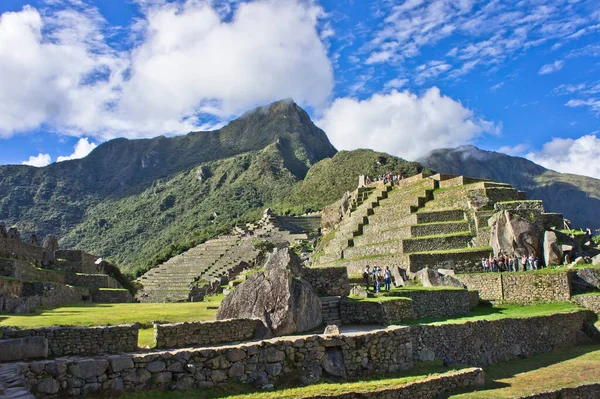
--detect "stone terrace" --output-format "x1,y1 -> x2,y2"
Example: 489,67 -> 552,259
316,173 -> 538,276
136,237 -> 260,303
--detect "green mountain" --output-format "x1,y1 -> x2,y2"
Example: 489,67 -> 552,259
0,100 -> 424,275
420,145 -> 600,228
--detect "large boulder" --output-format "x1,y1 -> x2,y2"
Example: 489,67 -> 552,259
543,231 -> 563,266
489,210 -> 544,257
216,247 -> 322,337
415,267 -> 464,288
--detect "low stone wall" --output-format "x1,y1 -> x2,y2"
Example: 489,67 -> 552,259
154,319 -> 264,349
456,274 -> 502,301
1,281 -> 90,314
515,383 -> 600,398
402,234 -> 473,254
2,324 -> 138,357
468,290 -> 480,308
572,295 -> 600,313
340,299 -> 413,324
387,289 -> 471,319
304,267 -> 351,297
19,326 -> 414,397
91,288 -> 134,303
0,238 -> 44,264
307,368 -> 484,399
502,273 -> 571,302
457,272 -> 572,303
411,311 -> 592,366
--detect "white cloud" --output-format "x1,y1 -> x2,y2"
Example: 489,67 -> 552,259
22,153 -> 51,167
316,87 -> 499,161
538,60 -> 564,75
526,134 -> 600,179
361,0 -> 598,83
0,0 -> 333,139
490,82 -> 504,92
565,98 -> 600,114
498,143 -> 529,156
57,137 -> 98,162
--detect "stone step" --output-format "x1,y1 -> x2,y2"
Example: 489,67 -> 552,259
345,232 -> 472,258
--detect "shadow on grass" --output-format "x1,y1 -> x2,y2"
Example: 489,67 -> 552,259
445,344 -> 600,398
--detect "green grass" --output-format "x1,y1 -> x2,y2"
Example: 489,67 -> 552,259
0,295 -> 224,348
451,345 -> 600,398
116,361 -> 462,399
395,302 -> 586,326
385,285 -> 463,293
411,220 -> 469,227
573,292 -> 600,297
557,229 -> 587,236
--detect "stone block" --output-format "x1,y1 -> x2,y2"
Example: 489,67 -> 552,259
0,336 -> 48,361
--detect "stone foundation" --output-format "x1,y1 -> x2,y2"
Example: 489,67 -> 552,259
572,295 -> 600,314
340,299 -> 413,324
303,267 -> 351,297
154,319 -> 265,349
19,326 -> 414,397
90,288 -> 134,303
457,272 -> 572,302
1,324 -> 139,357
411,311 -> 592,366
387,289 -> 471,319
0,280 -> 90,314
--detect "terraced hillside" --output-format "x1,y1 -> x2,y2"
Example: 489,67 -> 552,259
315,173 -> 560,276
136,212 -> 308,303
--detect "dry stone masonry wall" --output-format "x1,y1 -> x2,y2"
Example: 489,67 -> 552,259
391,289 -> 471,319
1,325 -> 138,358
340,299 -> 413,325
457,272 -> 572,302
154,319 -> 265,349
572,295 -> 600,314
411,311 -> 592,366
303,267 -> 351,297
19,327 -> 414,397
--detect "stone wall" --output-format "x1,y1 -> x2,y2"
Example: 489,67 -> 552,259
411,311 -> 592,366
2,325 -> 138,357
408,250 -> 488,273
53,250 -> 100,274
340,299 -> 413,325
154,319 -> 265,349
0,281 -> 90,314
388,289 -> 471,319
304,267 -> 351,297
572,295 -> 600,313
515,383 -> 600,399
19,326 -> 414,397
456,274 -> 502,301
457,272 -> 572,303
304,368 -> 485,399
64,273 -> 122,290
0,237 -> 44,264
90,288 -> 134,303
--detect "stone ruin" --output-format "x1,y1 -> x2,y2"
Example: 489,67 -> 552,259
0,224 -> 133,313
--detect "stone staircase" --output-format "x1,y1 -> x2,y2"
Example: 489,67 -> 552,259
321,296 -> 341,326
316,173 -> 530,276
0,364 -> 34,398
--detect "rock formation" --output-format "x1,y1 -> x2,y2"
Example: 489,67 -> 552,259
543,231 -> 563,266
415,267 -> 464,288
42,235 -> 59,266
489,211 -> 544,257
216,247 -> 322,337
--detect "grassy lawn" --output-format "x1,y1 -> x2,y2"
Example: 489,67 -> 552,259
451,344 -> 600,398
116,362 -> 462,399
0,295 -> 223,348
396,302 -> 587,326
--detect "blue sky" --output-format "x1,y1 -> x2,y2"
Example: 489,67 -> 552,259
0,0 -> 599,177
